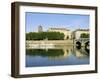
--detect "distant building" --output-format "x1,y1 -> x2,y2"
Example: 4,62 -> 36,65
48,28 -> 72,40
73,29 -> 89,39
38,25 -> 43,32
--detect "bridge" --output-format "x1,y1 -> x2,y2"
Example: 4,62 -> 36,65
74,38 -> 89,49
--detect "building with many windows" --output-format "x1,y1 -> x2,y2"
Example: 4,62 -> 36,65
37,25 -> 89,40
73,29 -> 89,39
48,28 -> 72,40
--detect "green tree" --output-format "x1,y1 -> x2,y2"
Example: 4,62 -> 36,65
80,33 -> 89,38
26,32 -> 65,40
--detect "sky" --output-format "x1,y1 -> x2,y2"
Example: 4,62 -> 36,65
25,12 -> 89,33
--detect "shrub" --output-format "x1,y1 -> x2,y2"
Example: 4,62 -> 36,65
26,32 -> 65,40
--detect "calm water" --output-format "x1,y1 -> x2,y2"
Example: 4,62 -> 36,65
26,45 -> 89,67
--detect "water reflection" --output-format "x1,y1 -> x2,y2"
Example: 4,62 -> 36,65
26,49 -> 64,57
26,45 -> 89,67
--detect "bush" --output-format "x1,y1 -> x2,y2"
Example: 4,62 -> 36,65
26,32 -> 65,40
80,33 -> 89,38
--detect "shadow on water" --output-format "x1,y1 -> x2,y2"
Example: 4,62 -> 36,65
85,48 -> 90,56
75,45 -> 89,56
26,49 -> 64,57
76,46 -> 81,49
85,48 -> 89,53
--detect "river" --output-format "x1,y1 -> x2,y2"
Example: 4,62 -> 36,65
26,45 -> 89,67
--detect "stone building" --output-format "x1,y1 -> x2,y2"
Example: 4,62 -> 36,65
73,29 -> 89,39
38,25 -> 43,32
48,28 -> 72,40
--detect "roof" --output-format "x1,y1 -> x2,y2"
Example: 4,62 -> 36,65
74,29 -> 89,32
49,28 -> 70,31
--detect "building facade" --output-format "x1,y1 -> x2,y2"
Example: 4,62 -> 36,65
48,28 -> 72,40
73,29 -> 89,39
38,25 -> 43,32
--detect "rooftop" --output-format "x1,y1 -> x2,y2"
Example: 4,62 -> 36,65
74,29 -> 89,31
49,28 -> 70,31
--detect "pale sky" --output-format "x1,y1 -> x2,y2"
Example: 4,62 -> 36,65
25,12 -> 89,33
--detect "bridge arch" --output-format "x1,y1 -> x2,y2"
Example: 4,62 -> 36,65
84,41 -> 89,49
74,38 -> 89,48
76,41 -> 81,46
84,41 -> 89,45
76,41 -> 81,45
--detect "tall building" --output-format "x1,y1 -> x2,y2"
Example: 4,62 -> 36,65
48,28 -> 72,40
38,25 -> 43,32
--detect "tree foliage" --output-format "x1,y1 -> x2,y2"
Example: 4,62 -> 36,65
26,49 -> 64,57
80,33 -> 89,38
26,32 -> 65,40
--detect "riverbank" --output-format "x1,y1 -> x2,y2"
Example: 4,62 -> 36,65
26,40 -> 74,49
26,40 -> 74,46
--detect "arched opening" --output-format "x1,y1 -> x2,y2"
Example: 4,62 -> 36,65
76,41 -> 81,49
85,41 -> 89,49
66,36 -> 69,40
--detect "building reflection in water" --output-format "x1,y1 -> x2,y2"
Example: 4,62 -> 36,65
26,44 -> 90,67
26,45 -> 89,60
48,46 -> 89,60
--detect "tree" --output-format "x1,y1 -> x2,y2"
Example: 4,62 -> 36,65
80,33 -> 89,38
26,32 -> 65,40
